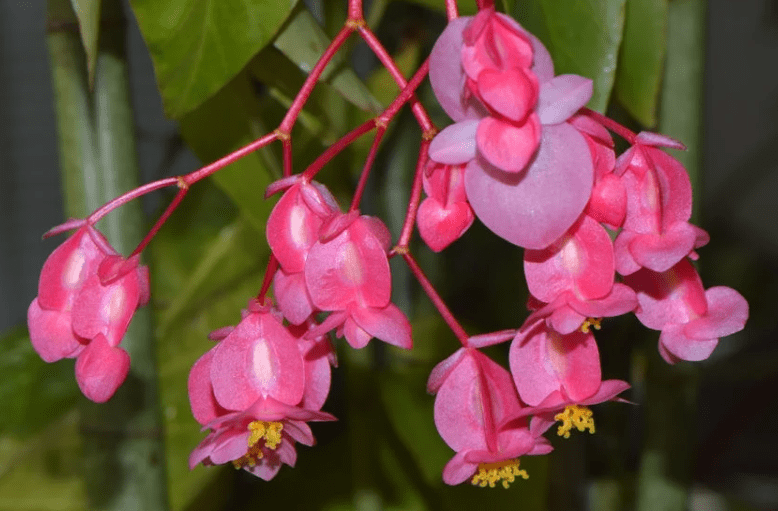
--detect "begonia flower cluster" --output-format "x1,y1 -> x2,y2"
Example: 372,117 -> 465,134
26,3 -> 748,490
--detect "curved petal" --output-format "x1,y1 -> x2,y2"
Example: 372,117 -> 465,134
685,286 -> 748,340
273,269 -> 314,325
350,303 -> 413,350
28,299 -> 83,362
537,75 -> 593,125
74,335 -> 130,403
465,123 -> 593,249
476,115 -> 541,173
429,120 -> 479,165
659,324 -> 719,362
188,348 -> 221,425
442,451 -> 478,485
429,17 -> 486,122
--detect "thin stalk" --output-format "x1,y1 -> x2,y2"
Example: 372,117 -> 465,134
46,0 -> 169,509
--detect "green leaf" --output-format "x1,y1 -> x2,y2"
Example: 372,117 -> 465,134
179,67 -> 280,234
614,0 -> 668,127
273,5 -> 383,114
129,0 -> 299,119
514,0 -> 627,112
401,0 -> 477,15
68,0 -> 101,86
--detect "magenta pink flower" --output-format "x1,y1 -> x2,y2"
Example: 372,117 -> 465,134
416,161 -> 475,252
303,213 -> 412,349
624,259 -> 748,363
428,347 -> 552,487
27,221 -> 148,402
188,302 -> 335,479
614,132 -> 709,275
427,9 -> 595,249
509,321 -> 604,407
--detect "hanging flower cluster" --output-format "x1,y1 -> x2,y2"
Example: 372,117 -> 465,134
27,1 -> 747,488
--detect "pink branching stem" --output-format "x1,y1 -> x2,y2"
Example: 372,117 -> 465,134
278,26 -> 355,134
350,127 -> 386,212
581,107 -> 637,145
402,252 -> 469,346
129,186 -> 188,259
301,119 -> 377,182
445,0 -> 458,20
396,140 -> 429,248
282,137 -> 293,177
88,177 -> 179,224
257,254 -> 279,302
357,27 -> 434,133
348,0 -> 363,21
183,132 -> 279,185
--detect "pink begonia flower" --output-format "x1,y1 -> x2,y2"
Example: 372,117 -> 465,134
509,321 -> 603,407
416,161 -> 475,252
428,9 -> 595,249
304,214 -> 412,350
624,259 -> 748,363
514,380 -> 630,439
27,221 -> 148,402
266,177 -> 340,324
428,347 -> 552,487
188,302 -> 335,479
614,132 -> 709,275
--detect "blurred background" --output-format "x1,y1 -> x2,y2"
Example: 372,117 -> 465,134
1,0 -> 777,510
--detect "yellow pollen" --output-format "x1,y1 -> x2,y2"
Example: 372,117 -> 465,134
471,458 -> 528,489
580,317 -> 602,334
554,405 -> 595,439
231,421 -> 283,469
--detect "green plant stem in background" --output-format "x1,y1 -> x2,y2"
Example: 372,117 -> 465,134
46,0 -> 169,509
635,1 -> 706,510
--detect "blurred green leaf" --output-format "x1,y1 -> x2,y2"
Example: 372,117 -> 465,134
514,0 -> 627,112
179,67 -> 280,234
0,327 -> 79,438
614,0 -> 668,127
274,5 -> 383,114
129,0 -> 299,118
68,0 -> 100,85
402,0 -> 477,15
0,413 -> 86,511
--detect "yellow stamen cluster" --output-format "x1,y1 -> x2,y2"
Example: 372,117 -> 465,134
231,421 -> 284,469
580,317 -> 602,334
554,405 -> 595,439
471,459 -> 529,489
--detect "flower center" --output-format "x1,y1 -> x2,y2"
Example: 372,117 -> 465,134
231,421 -> 283,469
471,458 -> 528,489
579,317 -> 602,334
554,405 -> 595,439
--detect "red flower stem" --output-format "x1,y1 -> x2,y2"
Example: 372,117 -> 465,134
357,27 -> 434,133
445,0 -> 458,20
402,252 -> 469,346
282,137 -> 293,177
257,253 -> 279,302
396,140 -> 429,248
129,186 -> 188,258
580,107 -> 637,145
183,131 -> 279,185
301,119 -> 377,182
348,0 -> 363,21
278,25 -> 355,134
350,127 -> 387,212
88,177 -> 179,224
